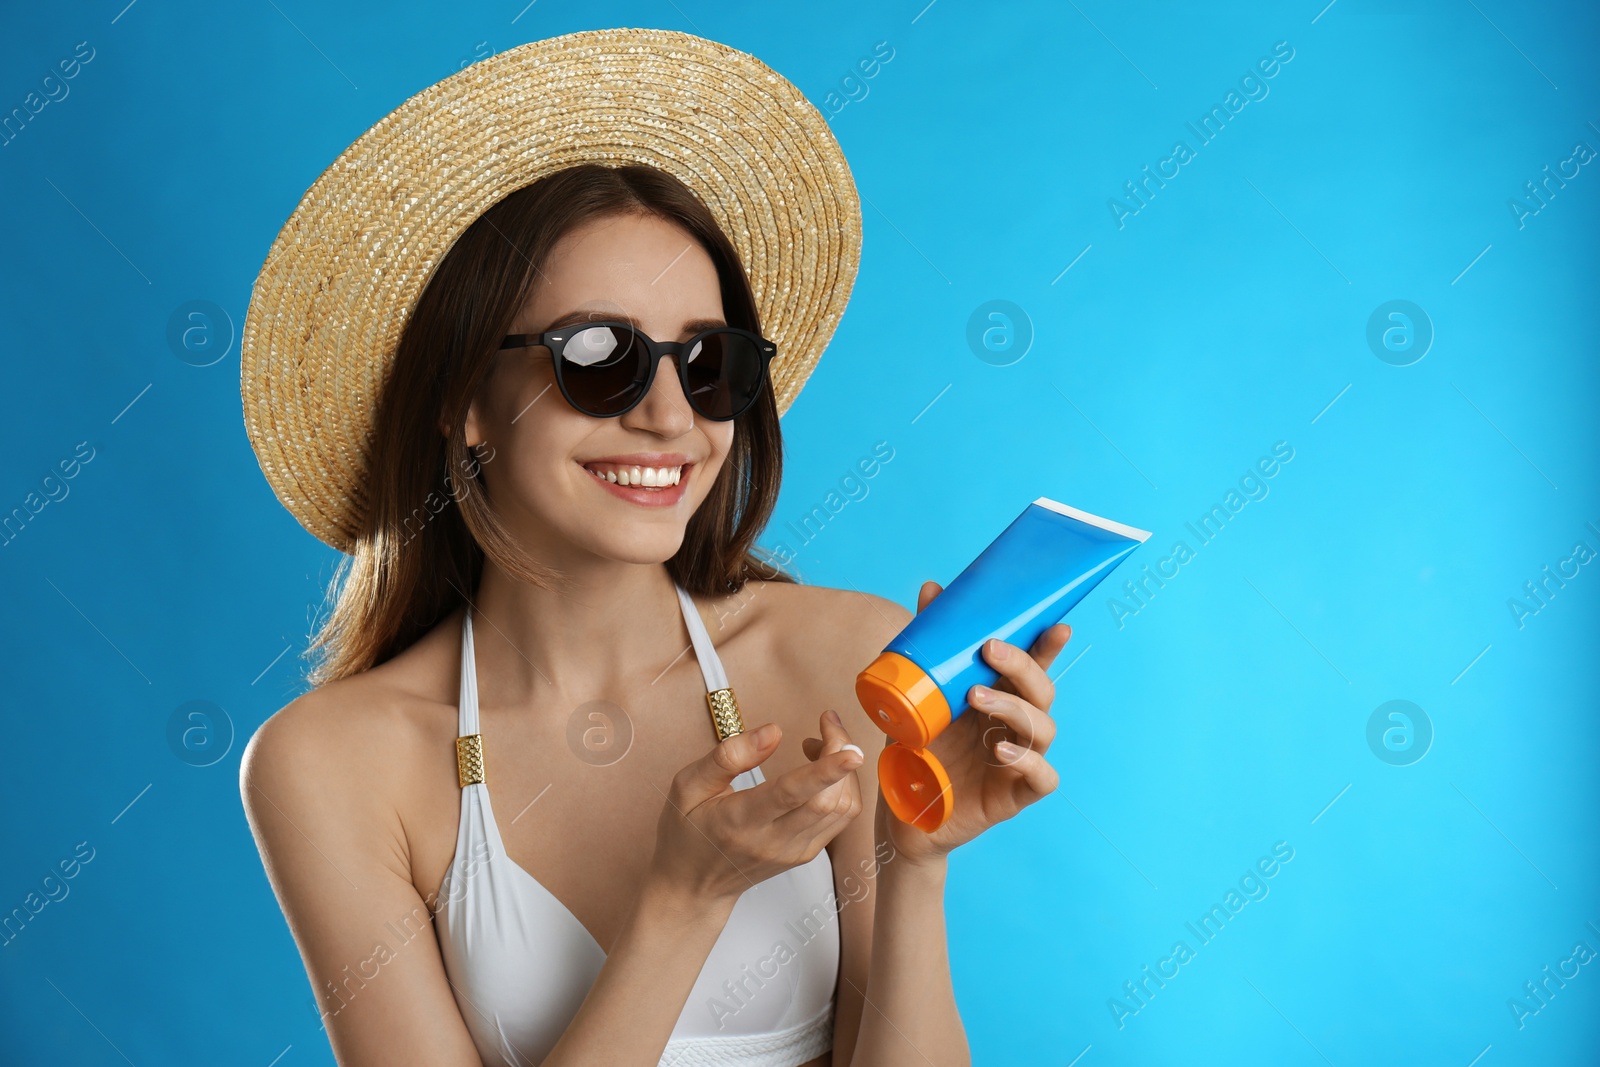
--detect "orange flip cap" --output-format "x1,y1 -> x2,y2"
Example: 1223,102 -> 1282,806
879,743 -> 954,832
855,651 -> 952,749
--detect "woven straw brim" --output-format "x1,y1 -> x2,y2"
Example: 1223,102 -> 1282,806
240,27 -> 862,552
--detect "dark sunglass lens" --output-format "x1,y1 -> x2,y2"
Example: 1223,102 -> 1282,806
556,325 -> 648,415
683,332 -> 765,419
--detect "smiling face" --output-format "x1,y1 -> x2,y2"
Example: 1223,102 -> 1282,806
463,211 -> 737,569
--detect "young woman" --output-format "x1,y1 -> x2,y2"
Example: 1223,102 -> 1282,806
238,30 -> 1068,1067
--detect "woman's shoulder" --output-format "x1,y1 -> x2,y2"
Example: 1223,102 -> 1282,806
239,616 -> 460,817
733,575 -> 914,683
723,577 -> 915,759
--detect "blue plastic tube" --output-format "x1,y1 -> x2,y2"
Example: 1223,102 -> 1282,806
856,497 -> 1149,829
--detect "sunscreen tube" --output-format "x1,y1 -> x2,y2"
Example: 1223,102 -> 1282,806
856,497 -> 1150,831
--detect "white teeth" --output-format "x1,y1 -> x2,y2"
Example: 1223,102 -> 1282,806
584,463 -> 684,489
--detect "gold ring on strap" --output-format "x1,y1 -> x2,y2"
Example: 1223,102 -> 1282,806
705,687 -> 744,741
456,733 -> 485,787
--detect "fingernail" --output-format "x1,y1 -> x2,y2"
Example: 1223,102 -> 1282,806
989,639 -> 1009,661
826,709 -> 842,727
840,743 -> 864,762
996,740 -> 1022,760
971,684 -> 993,704
755,723 -> 779,745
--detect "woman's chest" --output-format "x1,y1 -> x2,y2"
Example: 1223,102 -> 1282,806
405,653 -> 832,947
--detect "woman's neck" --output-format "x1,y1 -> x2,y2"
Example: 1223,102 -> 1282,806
466,557 -> 693,706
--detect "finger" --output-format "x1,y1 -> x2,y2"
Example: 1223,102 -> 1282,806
980,634 -> 1057,714
806,732 -> 887,761
969,686 -> 1056,753
801,706 -> 864,761
761,735 -> 862,813
773,756 -> 864,841
773,711 -> 864,837
817,708 -> 862,760
751,727 -> 863,820
774,767 -> 863,838
670,722 -> 782,810
993,740 -> 1060,798
1028,623 -> 1074,674
784,791 -> 863,860
916,580 -> 943,614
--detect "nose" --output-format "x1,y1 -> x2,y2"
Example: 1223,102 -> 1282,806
619,352 -> 695,438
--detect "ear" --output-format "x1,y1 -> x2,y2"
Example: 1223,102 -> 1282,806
442,380 -> 490,448
458,396 -> 487,450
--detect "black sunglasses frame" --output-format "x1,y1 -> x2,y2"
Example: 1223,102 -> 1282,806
499,321 -> 778,422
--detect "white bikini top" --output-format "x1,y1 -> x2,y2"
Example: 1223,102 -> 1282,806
432,582 -> 839,1067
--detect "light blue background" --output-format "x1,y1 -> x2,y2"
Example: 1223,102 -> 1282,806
2,1 -> 1596,1064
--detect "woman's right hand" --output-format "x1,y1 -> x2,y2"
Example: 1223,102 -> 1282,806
648,709 -> 865,905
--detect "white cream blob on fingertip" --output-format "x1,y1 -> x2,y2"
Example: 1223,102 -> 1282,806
840,743 -> 864,759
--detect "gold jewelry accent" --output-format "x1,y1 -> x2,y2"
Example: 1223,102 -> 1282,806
706,687 -> 744,741
456,734 -> 485,788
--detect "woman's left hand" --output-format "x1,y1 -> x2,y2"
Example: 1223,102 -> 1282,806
879,579 -> 1072,864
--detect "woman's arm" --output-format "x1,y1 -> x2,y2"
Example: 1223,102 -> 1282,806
541,723 -> 864,1064
814,589 -> 967,1066
823,580 -> 1072,1067
852,843 -> 964,1063
240,696 -> 487,1066
538,877 -> 739,1063
822,722 -> 969,1066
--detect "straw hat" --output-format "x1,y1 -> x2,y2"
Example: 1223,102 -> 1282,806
240,27 -> 862,552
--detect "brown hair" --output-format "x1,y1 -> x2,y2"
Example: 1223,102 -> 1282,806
307,163 -> 796,685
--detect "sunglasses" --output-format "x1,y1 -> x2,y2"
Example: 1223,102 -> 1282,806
499,320 -> 778,421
